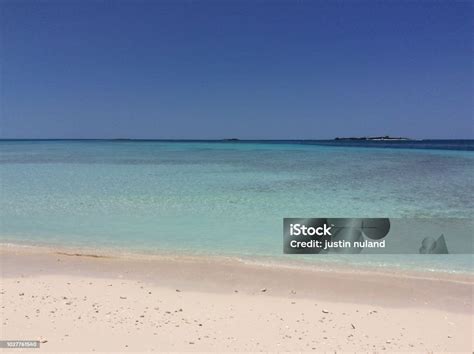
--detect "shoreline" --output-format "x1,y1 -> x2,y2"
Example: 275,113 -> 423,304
1,241 -> 473,280
1,243 -> 473,352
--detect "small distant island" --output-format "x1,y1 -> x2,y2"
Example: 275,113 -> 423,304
222,138 -> 240,141
334,135 -> 411,141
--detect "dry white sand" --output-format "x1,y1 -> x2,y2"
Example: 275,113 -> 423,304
0,245 -> 472,352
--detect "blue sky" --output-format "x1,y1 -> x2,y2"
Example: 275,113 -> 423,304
1,1 -> 472,139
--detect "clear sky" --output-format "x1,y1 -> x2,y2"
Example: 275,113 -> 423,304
1,1 -> 472,139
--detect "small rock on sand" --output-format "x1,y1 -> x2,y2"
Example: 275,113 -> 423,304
260,288 -> 267,292
322,309 -> 329,314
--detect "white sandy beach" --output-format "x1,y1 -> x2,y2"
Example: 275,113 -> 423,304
0,245 -> 473,353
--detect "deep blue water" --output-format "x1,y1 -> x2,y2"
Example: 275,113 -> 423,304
2,139 -> 473,151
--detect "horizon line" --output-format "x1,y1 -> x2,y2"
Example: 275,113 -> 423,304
1,138 -> 473,141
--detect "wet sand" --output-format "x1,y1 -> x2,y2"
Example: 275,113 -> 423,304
0,245 -> 473,352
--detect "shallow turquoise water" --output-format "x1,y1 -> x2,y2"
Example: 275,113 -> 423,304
1,141 -> 472,272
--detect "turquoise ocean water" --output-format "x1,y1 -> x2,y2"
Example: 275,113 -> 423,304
0,140 -> 472,273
